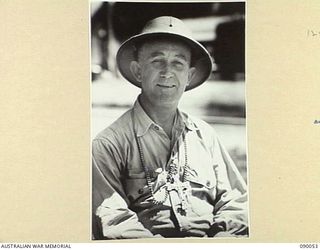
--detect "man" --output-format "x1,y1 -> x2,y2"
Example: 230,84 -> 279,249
92,16 -> 248,239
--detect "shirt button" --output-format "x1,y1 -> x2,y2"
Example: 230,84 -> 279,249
154,125 -> 159,131
138,188 -> 144,194
206,181 -> 211,186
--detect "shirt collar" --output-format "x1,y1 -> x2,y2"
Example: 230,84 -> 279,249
133,97 -> 198,137
133,99 -> 154,137
176,109 -> 199,132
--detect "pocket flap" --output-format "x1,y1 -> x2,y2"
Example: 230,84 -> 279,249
185,167 -> 216,189
124,178 -> 148,201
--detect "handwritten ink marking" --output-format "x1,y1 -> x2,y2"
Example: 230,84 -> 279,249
314,119 -> 320,124
307,29 -> 320,37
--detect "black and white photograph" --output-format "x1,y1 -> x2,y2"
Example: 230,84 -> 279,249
91,1 -> 248,240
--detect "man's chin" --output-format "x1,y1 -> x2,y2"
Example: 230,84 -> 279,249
156,97 -> 180,109
141,93 -> 181,109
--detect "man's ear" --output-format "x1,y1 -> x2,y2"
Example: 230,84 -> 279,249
187,67 -> 196,85
130,61 -> 142,82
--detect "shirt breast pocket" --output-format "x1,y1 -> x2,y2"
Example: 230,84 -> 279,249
185,133 -> 217,190
124,168 -> 148,203
185,165 -> 217,198
185,166 -> 217,216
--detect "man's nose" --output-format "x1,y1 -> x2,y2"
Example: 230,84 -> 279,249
160,63 -> 174,78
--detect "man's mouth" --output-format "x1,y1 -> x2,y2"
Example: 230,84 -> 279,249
156,84 -> 175,88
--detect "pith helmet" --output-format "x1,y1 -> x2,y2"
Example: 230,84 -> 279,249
116,16 -> 213,91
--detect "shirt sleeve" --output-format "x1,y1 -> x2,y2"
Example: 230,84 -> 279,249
92,138 -> 155,239
209,134 -> 249,237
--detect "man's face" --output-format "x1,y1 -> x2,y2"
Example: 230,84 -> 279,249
131,39 -> 195,108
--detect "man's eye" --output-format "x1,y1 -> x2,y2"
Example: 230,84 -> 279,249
174,61 -> 183,66
172,61 -> 185,68
151,60 -> 162,64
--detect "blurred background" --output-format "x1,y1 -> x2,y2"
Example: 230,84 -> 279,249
90,2 -> 247,182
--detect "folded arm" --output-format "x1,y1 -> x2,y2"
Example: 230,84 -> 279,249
209,137 -> 249,237
92,138 -> 155,239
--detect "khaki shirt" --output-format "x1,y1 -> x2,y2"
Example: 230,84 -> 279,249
92,99 -> 248,239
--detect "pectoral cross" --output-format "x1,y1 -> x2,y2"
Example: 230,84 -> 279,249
167,181 -> 191,215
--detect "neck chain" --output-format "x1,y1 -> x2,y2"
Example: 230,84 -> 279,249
135,131 -> 189,205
